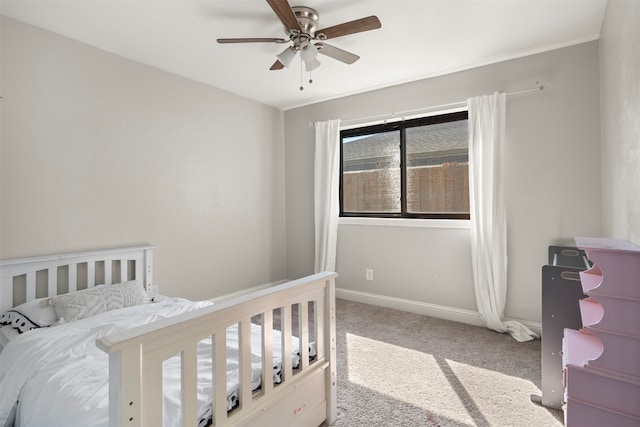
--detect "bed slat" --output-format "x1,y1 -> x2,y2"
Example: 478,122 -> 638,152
181,345 -> 198,426
282,304 -> 293,381
316,296 -> 326,360
0,277 -> 13,312
120,260 -> 128,283
87,261 -> 96,287
68,263 -> 77,292
135,261 -> 143,288
26,271 -> 36,302
261,310 -> 274,395
213,332 -> 228,426
48,268 -> 57,298
105,261 -> 112,285
300,300 -> 310,371
239,317 -> 253,412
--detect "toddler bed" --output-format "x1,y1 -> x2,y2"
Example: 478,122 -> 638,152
0,245 -> 337,427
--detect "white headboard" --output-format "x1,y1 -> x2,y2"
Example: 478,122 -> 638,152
0,245 -> 154,312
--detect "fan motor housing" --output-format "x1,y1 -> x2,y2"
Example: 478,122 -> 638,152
291,6 -> 319,36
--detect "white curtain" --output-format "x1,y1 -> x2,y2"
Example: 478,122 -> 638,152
468,93 -> 537,342
314,119 -> 341,273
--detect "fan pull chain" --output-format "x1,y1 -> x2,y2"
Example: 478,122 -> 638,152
300,56 -> 304,91
299,56 -> 314,90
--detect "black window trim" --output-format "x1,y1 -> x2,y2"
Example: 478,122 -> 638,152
339,110 -> 470,220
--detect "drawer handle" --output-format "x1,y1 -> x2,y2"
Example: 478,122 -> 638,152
560,271 -> 581,281
561,249 -> 580,257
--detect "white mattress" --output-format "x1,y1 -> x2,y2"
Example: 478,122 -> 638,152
0,298 -> 309,427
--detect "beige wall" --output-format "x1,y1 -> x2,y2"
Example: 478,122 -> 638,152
0,17 -> 286,299
284,42 -> 602,323
599,0 -> 640,243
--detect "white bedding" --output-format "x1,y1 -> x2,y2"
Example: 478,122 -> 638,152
0,298 -> 307,427
0,326 -> 19,353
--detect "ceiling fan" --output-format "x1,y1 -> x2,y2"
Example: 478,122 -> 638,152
217,0 -> 381,88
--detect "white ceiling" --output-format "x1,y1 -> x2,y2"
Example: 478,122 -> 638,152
1,0 -> 608,110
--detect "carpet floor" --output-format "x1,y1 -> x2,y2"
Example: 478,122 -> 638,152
327,298 -> 564,427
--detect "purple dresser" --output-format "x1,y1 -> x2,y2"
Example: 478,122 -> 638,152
562,237 -> 640,427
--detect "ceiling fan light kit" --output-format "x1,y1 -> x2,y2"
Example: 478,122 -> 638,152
305,58 -> 321,72
276,46 -> 296,68
217,0 -> 381,90
299,41 -> 318,63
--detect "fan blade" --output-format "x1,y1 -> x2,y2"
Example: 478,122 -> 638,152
315,43 -> 360,65
270,60 -> 285,70
316,16 -> 381,40
217,38 -> 287,44
266,0 -> 302,33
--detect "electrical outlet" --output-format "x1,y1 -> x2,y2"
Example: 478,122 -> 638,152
365,269 -> 373,281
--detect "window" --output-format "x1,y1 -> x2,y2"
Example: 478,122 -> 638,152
340,111 -> 469,220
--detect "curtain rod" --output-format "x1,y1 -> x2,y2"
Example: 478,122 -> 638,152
309,84 -> 545,128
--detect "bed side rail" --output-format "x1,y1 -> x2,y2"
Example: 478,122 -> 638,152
97,272 -> 337,427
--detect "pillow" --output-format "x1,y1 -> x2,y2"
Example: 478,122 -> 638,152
52,280 -> 150,323
52,285 -> 108,323
0,297 -> 58,333
101,280 -> 150,311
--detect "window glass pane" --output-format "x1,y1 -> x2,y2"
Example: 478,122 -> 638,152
342,130 -> 400,213
406,119 -> 469,214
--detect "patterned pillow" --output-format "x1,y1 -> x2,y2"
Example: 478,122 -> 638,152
52,280 -> 150,323
0,298 -> 58,333
102,280 -> 150,311
52,286 -> 107,323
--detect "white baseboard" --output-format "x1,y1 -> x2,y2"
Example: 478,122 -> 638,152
336,288 -> 542,336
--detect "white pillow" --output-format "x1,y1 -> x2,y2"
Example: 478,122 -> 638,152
102,280 -> 151,311
0,297 -> 58,333
52,285 -> 107,323
52,280 -> 150,323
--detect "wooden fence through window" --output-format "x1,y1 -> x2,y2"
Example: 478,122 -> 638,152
343,163 -> 469,214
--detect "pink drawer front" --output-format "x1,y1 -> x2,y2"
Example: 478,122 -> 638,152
564,363 -> 640,417
565,397 -> 640,427
563,328 -> 603,367
588,329 -> 640,379
581,294 -> 640,337
576,237 -> 640,298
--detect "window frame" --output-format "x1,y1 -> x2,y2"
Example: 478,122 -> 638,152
339,110 -> 470,220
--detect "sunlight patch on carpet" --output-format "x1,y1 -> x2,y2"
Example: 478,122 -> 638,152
345,332 -> 559,426
346,332 -> 475,425
445,358 -> 559,426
